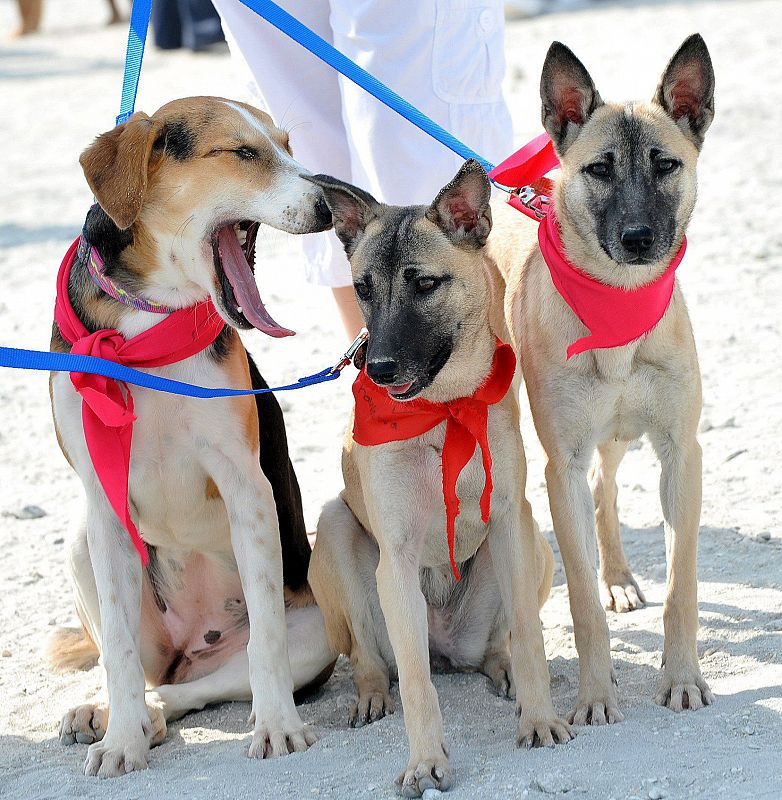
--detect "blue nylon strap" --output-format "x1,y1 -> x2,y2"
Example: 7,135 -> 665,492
238,0 -> 496,174
116,0 -> 153,125
0,347 -> 340,397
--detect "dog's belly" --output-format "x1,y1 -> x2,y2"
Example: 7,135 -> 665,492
141,546 -> 249,685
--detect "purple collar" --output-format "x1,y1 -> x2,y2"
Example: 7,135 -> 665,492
77,236 -> 177,315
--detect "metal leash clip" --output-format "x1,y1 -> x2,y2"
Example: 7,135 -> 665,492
511,185 -> 551,220
330,328 -> 369,374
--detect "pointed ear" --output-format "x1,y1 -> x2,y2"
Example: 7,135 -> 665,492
540,41 -> 603,155
425,159 -> 492,248
79,112 -> 164,230
303,175 -> 379,255
654,34 -> 715,148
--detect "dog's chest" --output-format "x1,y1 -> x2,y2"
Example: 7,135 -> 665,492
128,376 -> 243,551
563,345 -> 692,445
53,352 -> 246,553
392,406 -> 515,569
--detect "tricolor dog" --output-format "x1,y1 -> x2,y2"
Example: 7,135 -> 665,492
307,162 -> 572,797
48,97 -> 335,777
492,35 -> 715,724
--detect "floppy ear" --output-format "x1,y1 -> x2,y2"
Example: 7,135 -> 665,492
425,159 -> 492,248
540,41 -> 603,155
654,33 -> 715,148
79,112 -> 164,230
304,175 -> 379,255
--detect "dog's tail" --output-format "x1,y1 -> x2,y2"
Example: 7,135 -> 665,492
47,625 -> 100,672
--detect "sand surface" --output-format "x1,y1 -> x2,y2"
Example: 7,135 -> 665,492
1,1 -> 781,797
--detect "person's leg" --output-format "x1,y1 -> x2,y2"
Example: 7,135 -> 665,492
212,0 -> 355,313
330,0 -> 513,206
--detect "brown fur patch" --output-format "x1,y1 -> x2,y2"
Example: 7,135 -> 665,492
284,583 -> 316,609
48,625 -> 100,672
205,477 -> 222,501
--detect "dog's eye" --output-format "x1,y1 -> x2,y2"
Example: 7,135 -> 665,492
416,277 -> 439,293
235,146 -> 258,161
655,158 -> 680,175
354,281 -> 372,301
585,162 -> 611,178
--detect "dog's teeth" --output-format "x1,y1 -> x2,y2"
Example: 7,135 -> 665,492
236,306 -> 243,314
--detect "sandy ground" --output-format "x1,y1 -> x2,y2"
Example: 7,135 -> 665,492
1,1 -> 781,797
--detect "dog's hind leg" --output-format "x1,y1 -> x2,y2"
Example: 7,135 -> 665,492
649,433 -> 713,712
309,498 -> 395,728
591,439 -> 647,612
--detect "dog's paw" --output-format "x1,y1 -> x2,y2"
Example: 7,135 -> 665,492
60,703 -> 109,746
482,651 -> 516,700
654,667 -> 714,711
84,735 -> 150,777
396,755 -> 452,798
143,699 -> 168,747
568,687 -> 624,726
349,689 -> 395,728
247,711 -> 317,757
516,711 -> 574,748
599,569 -> 646,613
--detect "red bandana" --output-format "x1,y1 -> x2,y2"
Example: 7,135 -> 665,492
54,238 -> 226,565
539,211 -> 686,358
352,340 -> 516,580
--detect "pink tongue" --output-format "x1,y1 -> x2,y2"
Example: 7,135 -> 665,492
387,381 -> 413,397
217,225 -> 294,338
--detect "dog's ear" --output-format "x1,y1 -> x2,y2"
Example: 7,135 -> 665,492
79,112 -> 164,230
540,41 -> 603,155
654,34 -> 715,148
425,159 -> 492,249
304,175 -> 379,254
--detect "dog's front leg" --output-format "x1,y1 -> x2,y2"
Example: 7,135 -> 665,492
81,484 -> 154,777
367,493 -> 449,798
204,449 -> 314,757
375,542 -> 449,797
651,435 -> 713,711
545,456 -> 624,725
488,497 -> 573,748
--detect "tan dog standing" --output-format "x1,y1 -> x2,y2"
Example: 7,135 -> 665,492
493,35 -> 716,724
307,162 -> 572,797
49,98 -> 336,776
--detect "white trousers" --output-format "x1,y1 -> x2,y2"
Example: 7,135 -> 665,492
213,0 -> 514,287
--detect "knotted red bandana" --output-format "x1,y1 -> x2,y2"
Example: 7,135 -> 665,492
54,238 -> 226,564
539,211 -> 686,358
352,340 -> 516,580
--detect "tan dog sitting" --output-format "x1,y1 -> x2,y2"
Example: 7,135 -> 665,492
306,162 -> 572,797
492,35 -> 716,724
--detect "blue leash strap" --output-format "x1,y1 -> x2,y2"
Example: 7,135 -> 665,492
237,0 -> 495,174
116,0 -> 153,125
0,346 -> 341,397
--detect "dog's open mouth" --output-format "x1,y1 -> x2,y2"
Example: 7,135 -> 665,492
211,221 -> 294,338
381,342 -> 453,401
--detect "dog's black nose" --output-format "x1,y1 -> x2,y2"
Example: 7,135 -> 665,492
620,226 -> 655,255
367,359 -> 399,385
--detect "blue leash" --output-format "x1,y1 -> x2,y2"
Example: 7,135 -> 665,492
0,347 -> 341,397
2,0 -> 494,396
116,0 -> 153,126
